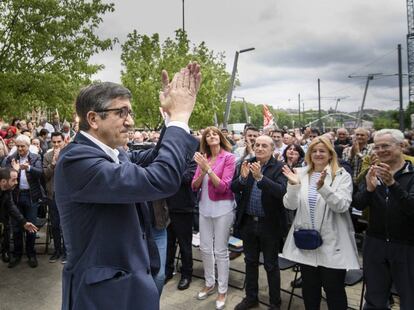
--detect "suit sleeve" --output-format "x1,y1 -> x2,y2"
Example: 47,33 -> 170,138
257,165 -> 287,200
28,155 -> 43,179
43,152 -> 54,182
60,127 -> 198,204
5,192 -> 26,226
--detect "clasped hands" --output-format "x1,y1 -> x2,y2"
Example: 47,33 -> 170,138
240,161 -> 263,181
11,159 -> 29,171
159,62 -> 202,124
366,160 -> 395,192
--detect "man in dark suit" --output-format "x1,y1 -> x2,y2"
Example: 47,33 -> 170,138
231,135 -> 287,310
0,167 -> 38,263
54,63 -> 201,310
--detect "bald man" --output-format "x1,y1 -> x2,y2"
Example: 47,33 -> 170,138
231,135 -> 288,309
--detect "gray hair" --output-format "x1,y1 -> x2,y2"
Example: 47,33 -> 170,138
374,129 -> 404,144
76,82 -> 132,131
15,134 -> 31,146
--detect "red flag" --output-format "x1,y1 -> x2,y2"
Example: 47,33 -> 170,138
263,104 -> 274,128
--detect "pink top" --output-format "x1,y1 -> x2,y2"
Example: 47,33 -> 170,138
192,149 -> 236,201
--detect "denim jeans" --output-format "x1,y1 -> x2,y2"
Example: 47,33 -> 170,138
151,227 -> 167,295
11,192 -> 38,258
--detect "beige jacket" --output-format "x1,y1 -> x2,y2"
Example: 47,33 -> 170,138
282,166 -> 359,270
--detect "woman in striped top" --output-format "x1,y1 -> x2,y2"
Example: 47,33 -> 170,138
281,137 -> 359,310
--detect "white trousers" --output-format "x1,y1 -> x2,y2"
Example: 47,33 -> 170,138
199,211 -> 235,294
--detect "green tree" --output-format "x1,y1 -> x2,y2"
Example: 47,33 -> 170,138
121,29 -> 230,130
0,0 -> 115,120
373,110 -> 400,130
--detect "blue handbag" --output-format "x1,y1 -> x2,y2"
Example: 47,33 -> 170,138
293,203 -> 326,250
293,229 -> 323,250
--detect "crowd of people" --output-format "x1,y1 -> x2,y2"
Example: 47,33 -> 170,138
1,74 -> 414,309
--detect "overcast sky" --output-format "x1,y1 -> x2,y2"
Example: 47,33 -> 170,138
90,0 -> 409,113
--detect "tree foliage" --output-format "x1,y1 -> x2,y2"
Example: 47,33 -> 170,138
0,0 -> 115,120
121,29 -> 231,130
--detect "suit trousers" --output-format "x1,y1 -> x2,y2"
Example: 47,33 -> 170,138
166,212 -> 193,279
12,192 -> 38,258
363,235 -> 414,310
301,264 -> 347,310
49,197 -> 66,255
199,211 -> 234,294
240,216 -> 281,306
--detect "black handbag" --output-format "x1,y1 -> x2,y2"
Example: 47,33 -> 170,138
293,203 -> 327,250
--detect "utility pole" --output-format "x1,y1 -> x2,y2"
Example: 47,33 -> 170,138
318,78 -> 322,131
398,44 -> 405,131
223,47 -> 255,128
349,73 -> 382,128
234,96 -> 250,123
357,75 -> 374,128
182,0 -> 185,32
298,93 -> 301,126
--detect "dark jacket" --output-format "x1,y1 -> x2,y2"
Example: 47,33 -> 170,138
352,161 -> 414,245
166,160 -> 197,213
231,156 -> 288,236
54,127 -> 198,310
0,190 -> 26,227
4,152 -> 44,203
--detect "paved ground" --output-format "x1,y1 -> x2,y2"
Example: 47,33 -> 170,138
0,229 -> 399,310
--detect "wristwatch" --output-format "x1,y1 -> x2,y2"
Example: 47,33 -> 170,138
207,168 -> 213,175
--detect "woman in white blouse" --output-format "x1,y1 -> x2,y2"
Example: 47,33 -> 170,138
192,126 -> 236,310
282,136 -> 359,310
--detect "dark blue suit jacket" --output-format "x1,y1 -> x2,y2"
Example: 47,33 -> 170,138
54,126 -> 197,310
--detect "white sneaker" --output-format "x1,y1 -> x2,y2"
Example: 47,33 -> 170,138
215,295 -> 226,310
197,286 -> 215,300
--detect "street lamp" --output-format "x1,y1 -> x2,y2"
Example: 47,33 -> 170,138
223,47 -> 255,128
234,96 -> 250,123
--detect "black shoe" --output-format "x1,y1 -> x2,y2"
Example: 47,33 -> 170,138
177,277 -> 191,290
8,256 -> 21,268
28,256 -> 38,268
268,304 -> 281,310
234,297 -> 259,310
291,276 -> 303,288
49,252 -> 61,263
164,273 -> 173,284
2,252 -> 10,263
61,254 -> 67,264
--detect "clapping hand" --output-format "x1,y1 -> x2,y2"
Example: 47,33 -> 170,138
194,152 -> 210,172
11,159 -> 20,171
240,161 -> 250,179
374,163 -> 394,187
365,166 -> 378,192
159,62 -> 201,124
316,169 -> 327,190
250,162 -> 262,181
20,162 -> 30,170
282,165 -> 300,185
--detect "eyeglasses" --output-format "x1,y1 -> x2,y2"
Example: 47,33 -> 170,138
373,144 -> 394,151
95,107 -> 135,119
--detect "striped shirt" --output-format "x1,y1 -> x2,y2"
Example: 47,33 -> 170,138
308,172 -> 321,228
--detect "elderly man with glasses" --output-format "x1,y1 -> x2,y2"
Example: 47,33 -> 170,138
352,129 -> 414,310
54,63 -> 201,310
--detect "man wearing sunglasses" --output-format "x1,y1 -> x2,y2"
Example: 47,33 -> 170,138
54,63 -> 201,310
